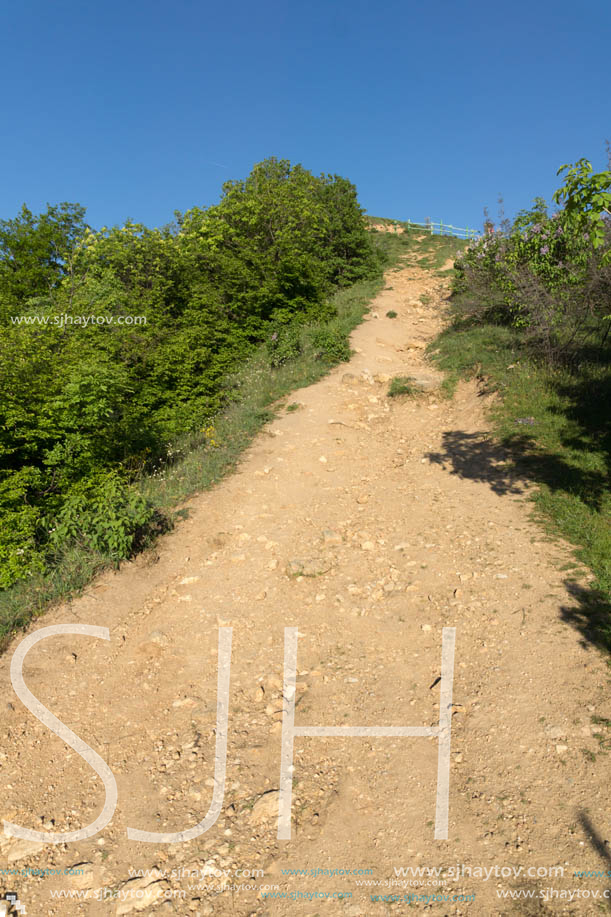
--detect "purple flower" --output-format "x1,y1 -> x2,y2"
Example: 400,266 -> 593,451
541,245 -> 549,255
532,223 -> 541,233
555,226 -> 564,236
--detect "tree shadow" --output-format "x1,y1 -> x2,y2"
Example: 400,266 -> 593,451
426,430 -> 526,496
548,362 -> 611,513
426,432 -> 611,653
427,429 -> 608,510
560,582 -> 611,655
578,810 -> 611,900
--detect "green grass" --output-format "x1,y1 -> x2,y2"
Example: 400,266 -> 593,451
388,376 -> 418,398
386,310 -> 398,318
408,232 -> 467,272
430,316 -> 611,653
366,216 -> 470,271
0,229 -> 412,649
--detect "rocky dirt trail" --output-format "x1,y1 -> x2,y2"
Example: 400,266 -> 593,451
1,253 -> 610,916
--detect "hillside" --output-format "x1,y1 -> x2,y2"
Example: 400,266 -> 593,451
0,239 -> 609,915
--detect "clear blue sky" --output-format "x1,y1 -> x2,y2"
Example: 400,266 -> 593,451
1,0 -> 609,232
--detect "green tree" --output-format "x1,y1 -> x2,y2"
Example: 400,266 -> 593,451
0,202 -> 87,320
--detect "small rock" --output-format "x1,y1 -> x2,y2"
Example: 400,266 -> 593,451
356,494 -> 369,505
421,624 -> 432,632
0,835 -> 45,863
250,790 -> 280,823
66,862 -> 96,890
116,877 -> 167,914
361,541 -> 375,552
147,630 -> 168,646
286,558 -> 329,577
555,745 -> 568,755
406,374 -> 439,391
323,530 -> 342,546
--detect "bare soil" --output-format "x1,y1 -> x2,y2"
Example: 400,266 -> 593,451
1,254 -> 609,916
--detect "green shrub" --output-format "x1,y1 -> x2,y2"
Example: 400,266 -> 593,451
267,325 -> 304,367
308,325 -> 351,362
46,472 -> 161,565
452,160 -> 611,359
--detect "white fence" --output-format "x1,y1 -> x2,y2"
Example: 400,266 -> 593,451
405,219 -> 480,240
369,218 -> 480,241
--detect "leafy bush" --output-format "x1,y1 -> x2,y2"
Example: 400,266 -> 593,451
308,324 -> 352,362
0,158 -> 385,588
267,325 -> 304,367
45,473 -> 160,565
453,160 -> 611,360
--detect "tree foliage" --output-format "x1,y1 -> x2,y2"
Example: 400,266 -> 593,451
453,159 -> 611,358
0,158 -> 382,587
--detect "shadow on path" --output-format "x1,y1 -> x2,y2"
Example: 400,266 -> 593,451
578,811 -> 611,900
427,431 -> 611,654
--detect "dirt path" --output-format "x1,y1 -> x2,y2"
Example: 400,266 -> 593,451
1,256 -> 610,916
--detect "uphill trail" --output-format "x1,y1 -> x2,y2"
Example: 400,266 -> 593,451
0,251 -> 609,916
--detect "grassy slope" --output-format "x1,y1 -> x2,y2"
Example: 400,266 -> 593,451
417,233 -> 611,654
0,231 -> 412,647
